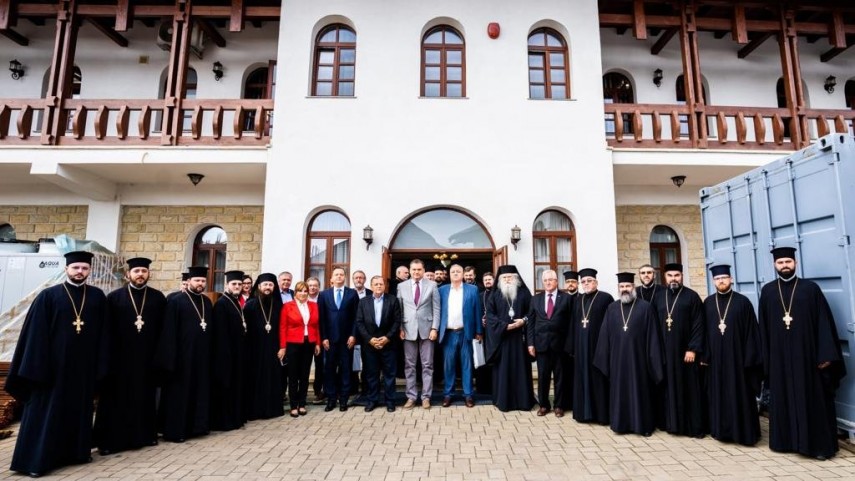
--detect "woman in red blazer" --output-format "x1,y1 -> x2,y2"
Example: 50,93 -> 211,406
278,281 -> 321,417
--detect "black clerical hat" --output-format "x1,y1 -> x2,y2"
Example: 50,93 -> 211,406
577,268 -> 598,279
187,266 -> 208,279
225,270 -> 245,283
126,257 -> 152,270
616,272 -> 635,284
257,273 -> 277,284
563,270 -> 578,281
496,265 -> 519,277
181,272 -> 190,281
771,246 -> 796,261
663,263 -> 683,273
709,264 -> 731,277
65,250 -> 94,266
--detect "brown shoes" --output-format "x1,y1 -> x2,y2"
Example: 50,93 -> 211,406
554,408 -> 565,418
465,398 -> 475,408
422,398 -> 431,409
537,407 -> 549,416
442,397 -> 452,407
403,399 -> 416,410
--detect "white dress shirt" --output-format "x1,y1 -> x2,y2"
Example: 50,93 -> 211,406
297,301 -> 310,336
447,284 -> 464,330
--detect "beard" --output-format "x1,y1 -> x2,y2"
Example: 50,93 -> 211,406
668,281 -> 681,291
777,267 -> 795,278
620,290 -> 636,304
499,278 -> 520,304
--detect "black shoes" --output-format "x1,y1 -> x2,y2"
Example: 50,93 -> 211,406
364,403 -> 376,412
324,402 -> 336,412
339,405 -> 348,412
386,405 -> 396,413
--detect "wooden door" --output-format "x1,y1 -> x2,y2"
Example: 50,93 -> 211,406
381,246 -> 391,292
492,245 -> 508,274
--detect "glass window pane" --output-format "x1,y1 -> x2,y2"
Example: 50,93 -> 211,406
650,225 -> 679,242
340,49 -> 356,63
0,223 -> 16,241
528,54 -> 544,68
425,50 -> 441,64
309,267 -> 326,290
319,30 -> 336,43
446,50 -> 462,64
549,52 -> 565,67
546,33 -> 562,47
339,66 -> 354,80
425,31 -> 443,43
310,238 -> 327,264
317,66 -> 333,80
215,250 -> 226,270
533,211 -> 572,231
311,211 -> 351,231
213,272 -> 224,293
528,33 -> 544,46
551,85 -> 567,99
391,209 -> 491,249
333,238 -> 350,263
556,264 -> 574,279
665,248 -> 679,264
530,85 -> 545,99
424,83 -> 440,97
550,69 -> 566,83
338,28 -> 356,43
650,249 -> 660,267
533,238 -> 551,262
425,67 -> 441,81
534,266 -> 547,290
447,67 -> 462,82
318,50 -> 334,64
556,237 -> 573,262
529,70 -> 544,83
199,227 -> 227,244
315,82 -> 332,96
194,251 -> 207,265
338,82 -> 354,96
444,30 -> 463,44
446,83 -> 462,97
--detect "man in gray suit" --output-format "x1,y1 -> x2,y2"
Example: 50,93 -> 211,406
397,259 -> 441,409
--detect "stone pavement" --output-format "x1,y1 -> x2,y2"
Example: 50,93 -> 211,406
1,405 -> 854,481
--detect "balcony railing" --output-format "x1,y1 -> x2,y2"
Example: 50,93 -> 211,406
604,103 -> 855,150
0,99 -> 274,146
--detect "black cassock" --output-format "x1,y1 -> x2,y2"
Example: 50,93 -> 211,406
593,298 -> 663,435
485,289 -> 536,412
702,290 -> 762,446
759,277 -> 845,458
635,284 -> 660,303
6,282 -> 108,476
565,290 -> 613,424
93,285 -> 167,453
652,286 -> 706,437
210,294 -> 247,431
243,295 -> 284,420
154,291 -> 212,442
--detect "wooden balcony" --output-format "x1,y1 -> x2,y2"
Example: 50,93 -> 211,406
0,98 -> 273,146
605,103 -> 855,151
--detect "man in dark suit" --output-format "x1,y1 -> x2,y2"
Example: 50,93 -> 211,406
438,264 -> 483,408
356,276 -> 402,413
318,267 -> 359,411
277,271 -> 294,306
527,269 -> 573,417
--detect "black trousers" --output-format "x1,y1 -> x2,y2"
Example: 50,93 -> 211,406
287,341 -> 315,410
536,349 -> 564,410
313,350 -> 325,397
363,345 -> 397,407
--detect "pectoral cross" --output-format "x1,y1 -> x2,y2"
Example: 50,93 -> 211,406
582,318 -> 589,329
666,317 -> 673,332
200,318 -> 207,331
718,321 -> 726,335
135,315 -> 145,333
783,312 -> 793,330
73,316 -> 84,334
623,325 -> 628,332
265,323 -> 271,333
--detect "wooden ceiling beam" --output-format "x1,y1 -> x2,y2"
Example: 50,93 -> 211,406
0,27 -> 28,46
229,0 -> 243,32
737,31 -> 774,58
830,11 -> 846,48
0,0 -> 13,30
651,27 -> 677,55
196,19 -> 225,48
820,44 -> 851,63
633,0 -> 647,39
732,4 -> 748,43
85,17 -> 128,47
115,0 -> 130,31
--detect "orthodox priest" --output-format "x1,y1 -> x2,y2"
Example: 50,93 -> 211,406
210,270 -> 247,431
565,268 -> 613,424
759,246 -> 845,460
243,273 -> 285,420
6,251 -> 108,477
154,266 -> 213,442
594,272 -> 663,436
635,264 -> 659,302
651,263 -> 706,437
93,257 -> 167,455
701,264 -> 762,446
484,265 -> 535,412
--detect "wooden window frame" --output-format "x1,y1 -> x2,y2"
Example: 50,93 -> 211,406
527,28 -> 570,100
532,210 -> 576,293
192,226 -> 227,293
312,24 -> 356,97
421,26 -> 466,98
649,226 -> 682,286
305,211 -> 351,289
603,72 -> 635,135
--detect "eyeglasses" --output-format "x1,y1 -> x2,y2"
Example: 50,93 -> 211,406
580,279 -> 595,284
242,281 -> 252,285
639,271 -> 655,275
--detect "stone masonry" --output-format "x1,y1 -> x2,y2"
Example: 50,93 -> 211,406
0,205 -> 88,241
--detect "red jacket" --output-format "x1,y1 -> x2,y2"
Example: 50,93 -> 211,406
280,300 -> 321,348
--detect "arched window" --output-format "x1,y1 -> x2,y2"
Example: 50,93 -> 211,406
675,74 -> 709,137
243,63 -> 275,133
528,28 -> 569,100
193,226 -> 227,292
306,210 -> 351,289
532,210 -> 576,292
0,223 -> 15,241
845,79 -> 855,110
421,25 -> 465,98
649,225 -> 681,285
603,72 -> 634,135
312,24 -> 356,97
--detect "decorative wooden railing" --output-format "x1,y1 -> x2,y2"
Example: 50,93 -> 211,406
604,103 -> 854,150
0,98 -> 274,146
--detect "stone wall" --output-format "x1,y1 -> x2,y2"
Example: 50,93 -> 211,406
615,205 -> 708,296
118,206 -> 264,292
0,205 -> 88,241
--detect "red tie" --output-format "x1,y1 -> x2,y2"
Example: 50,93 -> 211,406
414,281 -> 421,306
546,293 -> 554,319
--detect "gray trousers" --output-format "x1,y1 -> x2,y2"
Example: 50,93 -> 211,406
403,338 -> 434,401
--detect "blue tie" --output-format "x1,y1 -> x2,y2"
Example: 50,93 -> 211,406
335,289 -> 342,309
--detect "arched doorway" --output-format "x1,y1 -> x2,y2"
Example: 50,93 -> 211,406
385,208 -> 503,290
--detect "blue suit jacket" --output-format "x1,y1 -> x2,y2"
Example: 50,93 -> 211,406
438,283 -> 483,343
318,286 -> 359,343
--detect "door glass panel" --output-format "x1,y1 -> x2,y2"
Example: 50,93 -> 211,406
215,250 -> 226,270
213,272 -> 224,293
665,248 -> 678,264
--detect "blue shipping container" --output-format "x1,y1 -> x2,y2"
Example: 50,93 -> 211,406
699,134 -> 855,439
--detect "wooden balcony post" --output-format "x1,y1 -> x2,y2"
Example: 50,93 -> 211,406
777,7 -> 805,149
161,0 -> 193,146
41,0 -> 80,145
678,0 -> 704,148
